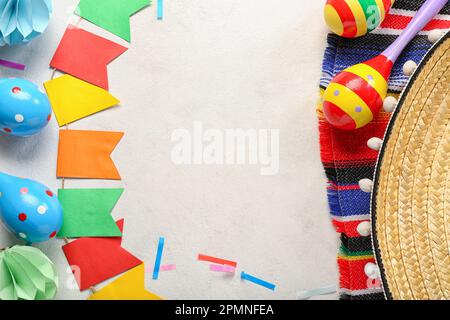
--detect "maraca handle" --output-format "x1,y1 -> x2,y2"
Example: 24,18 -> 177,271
383,0 -> 448,62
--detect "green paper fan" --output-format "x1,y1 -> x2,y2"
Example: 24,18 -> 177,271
0,245 -> 58,300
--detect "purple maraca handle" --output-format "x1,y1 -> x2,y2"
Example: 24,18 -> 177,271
383,0 -> 448,62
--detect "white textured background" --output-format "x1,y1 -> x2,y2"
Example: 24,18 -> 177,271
0,0 -> 339,300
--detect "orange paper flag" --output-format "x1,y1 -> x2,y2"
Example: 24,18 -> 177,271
57,129 -> 124,180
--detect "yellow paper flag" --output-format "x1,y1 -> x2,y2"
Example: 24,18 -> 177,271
88,264 -> 163,300
44,75 -> 120,126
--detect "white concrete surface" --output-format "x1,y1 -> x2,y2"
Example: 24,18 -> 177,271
0,0 -> 339,300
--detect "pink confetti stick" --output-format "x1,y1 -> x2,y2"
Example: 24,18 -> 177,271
209,264 -> 236,273
160,264 -> 176,272
0,59 -> 25,70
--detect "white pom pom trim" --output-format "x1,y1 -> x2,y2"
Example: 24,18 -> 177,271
357,221 -> 372,237
359,178 -> 374,193
367,137 -> 383,151
403,60 -> 418,76
383,96 -> 397,113
364,262 -> 380,279
428,29 -> 445,44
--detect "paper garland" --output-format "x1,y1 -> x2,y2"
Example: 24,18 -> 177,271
62,219 -> 142,291
50,26 -> 128,90
57,188 -> 124,238
43,2 -> 164,300
41,2 -> 279,300
57,129 -> 123,180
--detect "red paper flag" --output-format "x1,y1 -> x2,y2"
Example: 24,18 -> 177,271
62,219 -> 142,291
50,25 -> 127,90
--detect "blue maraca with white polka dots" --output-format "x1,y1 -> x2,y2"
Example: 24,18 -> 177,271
0,172 -> 62,243
0,78 -> 52,136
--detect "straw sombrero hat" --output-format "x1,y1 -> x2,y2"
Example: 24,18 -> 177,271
371,31 -> 449,300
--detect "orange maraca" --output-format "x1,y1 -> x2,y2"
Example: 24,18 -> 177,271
323,0 -> 447,130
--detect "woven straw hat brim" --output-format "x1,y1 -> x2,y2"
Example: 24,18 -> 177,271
371,31 -> 450,300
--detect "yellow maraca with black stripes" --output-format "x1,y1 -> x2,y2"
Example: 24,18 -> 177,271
324,0 -> 395,38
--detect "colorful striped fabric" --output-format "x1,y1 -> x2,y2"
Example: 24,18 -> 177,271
317,0 -> 450,300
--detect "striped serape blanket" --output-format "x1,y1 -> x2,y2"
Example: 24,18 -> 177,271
317,0 -> 450,300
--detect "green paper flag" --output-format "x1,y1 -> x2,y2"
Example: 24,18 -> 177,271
76,0 -> 151,42
57,189 -> 124,238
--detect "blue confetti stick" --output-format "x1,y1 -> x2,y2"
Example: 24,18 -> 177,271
157,0 -> 163,20
241,271 -> 276,291
152,237 -> 165,280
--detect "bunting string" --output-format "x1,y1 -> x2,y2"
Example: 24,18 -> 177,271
55,15 -> 73,279
38,0 -> 281,300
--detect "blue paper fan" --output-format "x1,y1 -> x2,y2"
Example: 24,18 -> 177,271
0,0 -> 52,46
